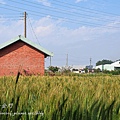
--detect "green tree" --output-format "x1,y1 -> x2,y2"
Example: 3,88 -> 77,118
48,66 -> 59,73
84,68 -> 88,73
96,59 -> 113,66
94,68 -> 101,73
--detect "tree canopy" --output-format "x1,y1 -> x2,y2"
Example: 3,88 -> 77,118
96,59 -> 113,66
48,66 -> 59,73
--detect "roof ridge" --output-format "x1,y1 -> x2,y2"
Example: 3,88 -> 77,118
0,35 -> 53,57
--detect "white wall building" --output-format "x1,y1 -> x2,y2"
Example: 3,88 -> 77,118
95,61 -> 120,71
71,65 -> 85,73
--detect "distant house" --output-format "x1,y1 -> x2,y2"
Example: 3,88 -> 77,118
71,65 -> 85,73
0,35 -> 53,76
86,65 -> 94,73
95,61 -> 120,71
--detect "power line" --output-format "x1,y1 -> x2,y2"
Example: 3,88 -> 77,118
1,4 -> 104,27
5,0 -> 120,29
0,5 -> 21,12
0,1 -> 120,29
8,0 -> 102,21
19,0 -> 120,16
91,0 -> 120,8
0,19 -> 22,21
51,0 -> 120,16
27,14 -> 41,45
8,0 -> 119,22
4,4 -> 120,29
28,13 -> 120,29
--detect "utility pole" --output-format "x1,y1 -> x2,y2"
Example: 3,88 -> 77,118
50,56 -> 52,67
90,58 -> 92,66
66,54 -> 68,68
24,12 -> 27,38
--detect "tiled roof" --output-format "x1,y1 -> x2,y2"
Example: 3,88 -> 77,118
0,35 -> 53,57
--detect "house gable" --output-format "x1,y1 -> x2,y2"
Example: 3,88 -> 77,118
0,35 -> 53,57
0,35 -> 53,76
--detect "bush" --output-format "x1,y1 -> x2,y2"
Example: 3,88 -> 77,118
48,66 -> 59,73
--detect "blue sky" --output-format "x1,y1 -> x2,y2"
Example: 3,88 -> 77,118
0,0 -> 120,68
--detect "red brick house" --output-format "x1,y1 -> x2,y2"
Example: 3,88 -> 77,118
0,35 -> 53,76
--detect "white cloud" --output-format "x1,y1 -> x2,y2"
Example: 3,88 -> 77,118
32,18 -> 120,66
0,0 -> 5,4
0,16 -> 120,66
75,0 -> 87,3
0,20 -> 23,43
37,0 -> 51,6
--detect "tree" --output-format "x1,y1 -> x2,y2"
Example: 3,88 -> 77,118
96,59 -> 113,66
84,68 -> 88,73
94,68 -> 101,73
48,66 -> 59,73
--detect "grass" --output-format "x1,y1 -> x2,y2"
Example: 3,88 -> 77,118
0,74 -> 120,119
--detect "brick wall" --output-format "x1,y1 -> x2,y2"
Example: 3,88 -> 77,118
0,41 -> 45,76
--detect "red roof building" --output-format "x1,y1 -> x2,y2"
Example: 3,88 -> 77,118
0,35 -> 53,76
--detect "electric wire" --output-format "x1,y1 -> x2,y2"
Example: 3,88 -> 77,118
0,4 -> 105,27
1,3 -> 120,29
8,0 -> 119,22
0,1 -> 120,29
27,14 -> 41,45
51,0 -> 120,16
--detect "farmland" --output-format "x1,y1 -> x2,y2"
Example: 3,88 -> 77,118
0,74 -> 120,120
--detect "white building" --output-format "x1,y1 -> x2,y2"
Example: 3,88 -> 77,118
71,65 -> 85,73
95,61 -> 120,71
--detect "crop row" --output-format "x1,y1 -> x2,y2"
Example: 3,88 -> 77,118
0,74 -> 120,119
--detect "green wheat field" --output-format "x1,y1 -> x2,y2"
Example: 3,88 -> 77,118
0,73 -> 120,120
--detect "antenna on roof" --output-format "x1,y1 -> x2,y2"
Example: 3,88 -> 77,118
24,12 -> 27,38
